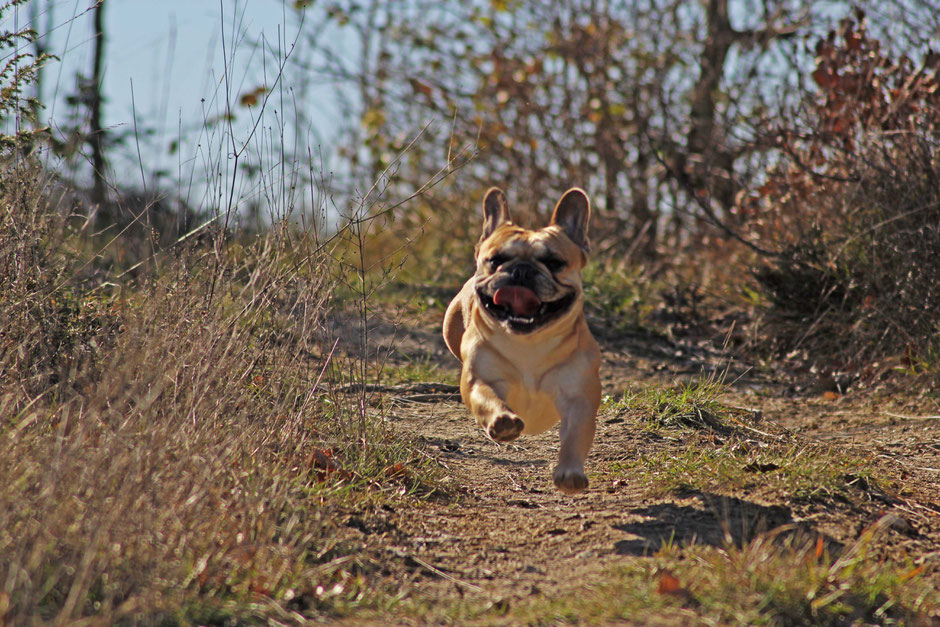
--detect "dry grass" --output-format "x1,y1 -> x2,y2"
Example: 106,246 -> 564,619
0,159 -> 444,623
495,521 -> 939,626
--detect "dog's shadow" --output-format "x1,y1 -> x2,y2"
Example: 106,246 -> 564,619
424,434 -> 551,468
612,491 -> 842,556
468,440 -> 551,468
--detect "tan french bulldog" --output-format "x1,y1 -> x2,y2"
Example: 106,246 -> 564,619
443,187 -> 601,494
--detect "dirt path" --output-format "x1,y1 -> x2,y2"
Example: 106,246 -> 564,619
349,311 -> 940,621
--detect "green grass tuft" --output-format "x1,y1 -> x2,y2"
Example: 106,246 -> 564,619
606,376 -> 737,432
612,442 -> 884,502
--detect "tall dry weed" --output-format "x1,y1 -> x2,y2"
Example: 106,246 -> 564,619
0,3 -> 453,619
0,161 -> 430,622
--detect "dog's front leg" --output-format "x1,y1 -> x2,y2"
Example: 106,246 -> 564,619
553,395 -> 598,494
461,371 -> 524,443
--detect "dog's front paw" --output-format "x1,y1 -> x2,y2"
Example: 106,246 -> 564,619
553,466 -> 589,494
487,413 -> 525,442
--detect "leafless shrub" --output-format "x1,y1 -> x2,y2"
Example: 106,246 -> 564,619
747,12 -> 940,373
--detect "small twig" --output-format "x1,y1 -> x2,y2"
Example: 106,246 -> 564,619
904,500 -> 940,516
621,218 -> 653,260
311,554 -> 359,575
129,78 -> 148,197
884,412 -> 940,421
723,412 -> 786,441
412,445 -> 450,470
311,338 -> 341,395
891,502 -> 933,525
391,393 -> 461,404
647,131 -> 783,259
9,389 -> 53,439
501,468 -> 525,491
875,454 -> 940,474
409,555 -> 483,593
112,214 -> 223,280
337,382 -> 460,395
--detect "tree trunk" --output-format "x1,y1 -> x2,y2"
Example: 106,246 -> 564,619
683,0 -> 738,215
682,0 -> 803,221
89,0 -> 107,208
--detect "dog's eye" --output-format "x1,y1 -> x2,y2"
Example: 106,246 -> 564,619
540,256 -> 567,272
487,255 -> 509,269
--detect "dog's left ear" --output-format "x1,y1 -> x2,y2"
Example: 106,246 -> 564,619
550,188 -> 590,253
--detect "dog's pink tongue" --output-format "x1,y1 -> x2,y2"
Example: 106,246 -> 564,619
493,286 -> 541,317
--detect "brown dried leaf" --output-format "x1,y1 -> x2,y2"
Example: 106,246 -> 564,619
657,571 -> 683,595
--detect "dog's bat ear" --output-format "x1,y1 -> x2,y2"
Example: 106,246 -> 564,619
551,188 -> 590,253
481,187 -> 511,240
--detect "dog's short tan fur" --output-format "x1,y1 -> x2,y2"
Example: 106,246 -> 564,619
443,187 -> 601,494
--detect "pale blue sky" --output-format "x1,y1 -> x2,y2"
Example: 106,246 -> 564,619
15,0 -> 348,196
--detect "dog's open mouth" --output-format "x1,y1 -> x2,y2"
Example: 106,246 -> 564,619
478,285 -> 576,333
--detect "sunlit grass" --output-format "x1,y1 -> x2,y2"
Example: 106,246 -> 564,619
436,523 -> 938,625
611,442 -> 884,502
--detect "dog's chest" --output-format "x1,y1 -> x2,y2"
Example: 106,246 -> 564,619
490,331 -> 574,435
504,382 -> 559,435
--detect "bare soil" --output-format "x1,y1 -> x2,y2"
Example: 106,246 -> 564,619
341,305 -> 940,623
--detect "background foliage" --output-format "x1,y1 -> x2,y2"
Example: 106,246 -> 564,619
1,0 -> 939,622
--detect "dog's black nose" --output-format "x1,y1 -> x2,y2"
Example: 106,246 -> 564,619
509,262 -> 537,283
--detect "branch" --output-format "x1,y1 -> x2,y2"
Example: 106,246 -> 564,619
649,133 -> 784,259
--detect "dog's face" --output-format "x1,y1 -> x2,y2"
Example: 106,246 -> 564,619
473,188 -> 591,335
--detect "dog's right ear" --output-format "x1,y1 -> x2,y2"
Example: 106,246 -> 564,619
481,187 -> 511,241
